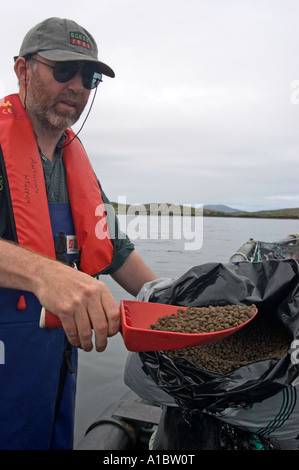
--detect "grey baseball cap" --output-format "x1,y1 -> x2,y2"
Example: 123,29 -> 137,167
16,17 -> 115,78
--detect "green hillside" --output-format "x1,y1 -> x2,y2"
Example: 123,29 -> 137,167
203,207 -> 299,219
110,203 -> 299,219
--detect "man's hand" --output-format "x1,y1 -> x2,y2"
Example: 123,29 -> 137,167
35,260 -> 120,351
37,251 -> 156,351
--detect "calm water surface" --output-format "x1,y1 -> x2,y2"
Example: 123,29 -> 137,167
74,216 -> 299,445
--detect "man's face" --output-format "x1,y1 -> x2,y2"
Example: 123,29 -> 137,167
25,56 -> 91,133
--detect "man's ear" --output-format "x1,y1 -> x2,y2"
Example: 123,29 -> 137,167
14,57 -> 32,107
14,57 -> 29,87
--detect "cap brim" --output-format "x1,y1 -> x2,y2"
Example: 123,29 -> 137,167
38,50 -> 115,77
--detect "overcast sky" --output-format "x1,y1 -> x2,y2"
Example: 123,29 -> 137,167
1,0 -> 299,211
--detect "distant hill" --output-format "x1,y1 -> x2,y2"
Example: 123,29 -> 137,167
110,202 -> 299,219
203,204 -> 239,213
230,207 -> 299,219
203,207 -> 299,219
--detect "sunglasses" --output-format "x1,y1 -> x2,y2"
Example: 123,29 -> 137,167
30,57 -> 103,90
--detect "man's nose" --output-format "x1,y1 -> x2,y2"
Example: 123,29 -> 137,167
67,70 -> 85,93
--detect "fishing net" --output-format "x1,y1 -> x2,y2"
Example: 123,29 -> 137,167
251,234 -> 299,262
230,233 -> 299,263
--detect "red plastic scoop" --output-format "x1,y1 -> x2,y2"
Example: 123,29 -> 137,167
40,300 -> 257,352
120,300 -> 257,352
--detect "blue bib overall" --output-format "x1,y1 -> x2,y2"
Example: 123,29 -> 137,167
0,203 -> 78,450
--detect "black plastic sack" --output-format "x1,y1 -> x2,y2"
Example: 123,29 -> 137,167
152,406 -> 222,450
140,259 -> 299,413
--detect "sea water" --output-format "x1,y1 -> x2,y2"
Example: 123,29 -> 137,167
74,216 -> 299,445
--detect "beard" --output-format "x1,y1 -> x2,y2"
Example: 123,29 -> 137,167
25,68 -> 87,134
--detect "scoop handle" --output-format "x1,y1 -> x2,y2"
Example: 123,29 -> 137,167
40,307 -> 62,328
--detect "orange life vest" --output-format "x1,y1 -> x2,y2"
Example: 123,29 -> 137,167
0,94 -> 114,275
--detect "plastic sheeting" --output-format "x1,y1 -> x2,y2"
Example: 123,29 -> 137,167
139,259 -> 299,413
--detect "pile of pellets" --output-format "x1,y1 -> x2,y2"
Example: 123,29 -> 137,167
149,305 -> 257,334
149,305 -> 290,374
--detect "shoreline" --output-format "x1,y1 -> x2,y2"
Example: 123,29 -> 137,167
111,202 -> 299,220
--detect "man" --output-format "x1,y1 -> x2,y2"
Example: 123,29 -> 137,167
0,17 -> 156,449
